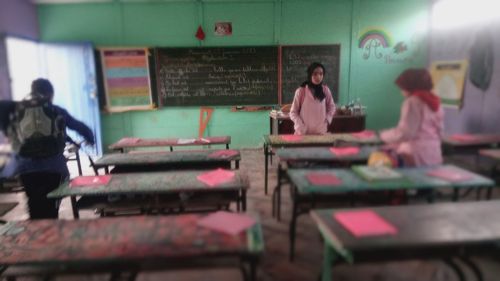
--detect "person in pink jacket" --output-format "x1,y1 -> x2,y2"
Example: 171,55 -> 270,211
289,62 -> 336,135
379,68 -> 444,167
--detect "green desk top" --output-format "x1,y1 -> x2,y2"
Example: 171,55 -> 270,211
94,149 -> 241,167
48,170 -> 249,198
287,164 -> 494,194
276,146 -> 377,162
0,214 -> 263,266
264,134 -> 380,147
311,200 -> 500,260
109,136 -> 231,150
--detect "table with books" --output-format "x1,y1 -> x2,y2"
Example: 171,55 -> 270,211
262,132 -> 381,194
93,149 -> 241,174
0,212 -> 264,281
48,169 -> 249,218
312,201 -> 500,281
285,164 -> 495,261
272,145 -> 378,221
109,136 -> 231,153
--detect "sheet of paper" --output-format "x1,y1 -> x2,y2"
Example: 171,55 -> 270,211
70,175 -> 112,187
306,172 -> 342,186
334,210 -> 398,237
426,168 -> 473,182
177,138 -> 197,144
197,168 -> 235,187
329,146 -> 360,156
280,135 -> 303,142
197,211 -> 256,235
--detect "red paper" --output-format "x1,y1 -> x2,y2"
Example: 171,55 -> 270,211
329,146 -> 360,156
208,149 -> 239,159
197,168 -> 235,187
426,168 -> 473,182
70,175 -> 112,187
351,130 -> 376,139
117,137 -> 141,146
334,210 -> 398,237
280,134 -> 303,142
306,172 -> 342,186
450,134 -> 477,142
197,211 -> 256,235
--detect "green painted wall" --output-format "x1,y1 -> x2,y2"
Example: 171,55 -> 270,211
37,0 -> 429,151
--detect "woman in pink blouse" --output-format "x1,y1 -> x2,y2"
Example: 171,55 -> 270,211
289,62 -> 336,135
380,69 -> 444,167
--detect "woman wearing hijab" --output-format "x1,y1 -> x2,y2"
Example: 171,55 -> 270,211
380,68 -> 444,167
289,62 -> 336,135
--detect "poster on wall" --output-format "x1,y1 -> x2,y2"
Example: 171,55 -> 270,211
100,48 -> 154,112
429,60 -> 469,108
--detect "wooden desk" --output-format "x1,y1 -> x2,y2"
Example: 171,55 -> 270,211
48,170 -> 249,217
94,149 -> 241,174
479,149 -> 500,183
442,134 -> 500,155
272,146 -> 377,221
312,201 -> 500,281
262,134 -> 381,195
286,164 -> 494,261
109,136 -> 231,153
269,113 -> 366,135
0,214 -> 263,281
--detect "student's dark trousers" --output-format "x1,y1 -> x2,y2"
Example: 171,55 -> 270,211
20,172 -> 63,219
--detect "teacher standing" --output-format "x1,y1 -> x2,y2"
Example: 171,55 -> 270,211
289,62 -> 336,135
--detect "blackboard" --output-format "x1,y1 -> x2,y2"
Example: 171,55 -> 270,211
155,47 -> 278,106
281,45 -> 340,104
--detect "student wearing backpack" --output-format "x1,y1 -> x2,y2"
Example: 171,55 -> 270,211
0,78 -> 95,219
289,62 -> 336,135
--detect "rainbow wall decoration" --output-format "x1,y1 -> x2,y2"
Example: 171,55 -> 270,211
358,28 -> 393,48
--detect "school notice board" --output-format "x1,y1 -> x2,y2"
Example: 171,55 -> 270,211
154,45 -> 340,106
100,48 -> 154,112
430,60 -> 468,108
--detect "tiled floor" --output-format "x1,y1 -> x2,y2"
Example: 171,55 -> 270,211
1,148 -> 499,281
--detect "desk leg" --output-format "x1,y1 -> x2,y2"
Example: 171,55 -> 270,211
236,160 -> 240,169
242,190 -> 247,211
289,194 -> 298,262
277,164 -> 282,221
264,143 -> 269,195
75,151 -> 82,176
321,243 -> 337,281
452,188 -> 459,202
170,146 -> 173,152
70,196 -> 79,219
443,258 -> 466,281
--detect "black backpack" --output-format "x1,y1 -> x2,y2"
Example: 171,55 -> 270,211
7,99 -> 66,158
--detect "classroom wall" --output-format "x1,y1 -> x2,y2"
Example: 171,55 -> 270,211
36,0 -> 430,150
0,0 -> 39,101
430,22 -> 500,134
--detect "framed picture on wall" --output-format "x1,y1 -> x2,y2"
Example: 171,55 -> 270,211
99,47 -> 155,112
429,60 -> 468,108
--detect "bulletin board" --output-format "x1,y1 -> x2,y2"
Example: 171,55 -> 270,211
100,48 -> 154,112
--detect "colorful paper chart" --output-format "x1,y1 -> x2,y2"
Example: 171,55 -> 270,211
334,210 -> 398,237
101,48 -> 152,109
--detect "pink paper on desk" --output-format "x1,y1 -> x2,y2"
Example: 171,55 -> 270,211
334,210 -> 398,237
197,168 -> 235,187
306,172 -> 342,186
117,137 -> 141,146
280,134 -> 303,142
329,146 -> 360,156
206,136 -> 227,143
450,134 -> 477,142
351,130 -> 375,139
197,211 -> 256,235
70,175 -> 112,187
208,149 -> 239,159
426,168 -> 473,182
